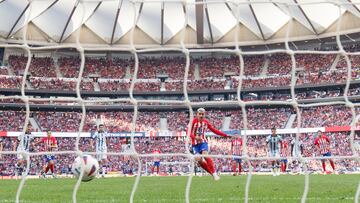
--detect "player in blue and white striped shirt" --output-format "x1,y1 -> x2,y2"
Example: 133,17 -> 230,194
90,124 -> 109,178
14,127 -> 34,177
266,127 -> 282,176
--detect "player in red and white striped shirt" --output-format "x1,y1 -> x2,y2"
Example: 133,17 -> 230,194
190,108 -> 229,181
152,148 -> 161,175
280,140 -> 289,173
231,137 -> 242,176
34,130 -> 58,178
314,130 -> 335,173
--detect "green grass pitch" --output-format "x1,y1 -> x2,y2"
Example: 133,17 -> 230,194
0,175 -> 358,203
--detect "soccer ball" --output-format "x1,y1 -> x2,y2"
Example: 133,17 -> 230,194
72,155 -> 99,182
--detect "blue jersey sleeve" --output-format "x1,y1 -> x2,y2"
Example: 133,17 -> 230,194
90,132 -> 97,139
266,135 -> 271,143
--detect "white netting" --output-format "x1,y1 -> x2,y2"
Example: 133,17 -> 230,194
0,0 -> 359,203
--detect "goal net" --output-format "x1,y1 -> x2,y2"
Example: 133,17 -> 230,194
0,0 -> 359,203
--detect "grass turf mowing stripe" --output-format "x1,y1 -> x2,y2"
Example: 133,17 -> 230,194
0,175 -> 357,203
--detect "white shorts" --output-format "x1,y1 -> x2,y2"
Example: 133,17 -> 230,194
292,151 -> 303,158
17,151 -> 29,160
96,150 -> 107,161
269,151 -> 280,158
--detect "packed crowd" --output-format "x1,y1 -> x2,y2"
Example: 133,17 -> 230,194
8,55 -> 56,77
29,78 -> 94,91
98,79 -> 161,92
4,53 -> 349,79
31,111 -> 160,133
0,76 -> 22,88
1,54 -> 360,93
0,67 -> 8,75
0,132 -> 358,176
267,54 -> 336,75
228,108 -> 292,130
57,57 -> 129,78
0,105 -> 359,133
1,74 -> 359,92
296,105 -> 359,128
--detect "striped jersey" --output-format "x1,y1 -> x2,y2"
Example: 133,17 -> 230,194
280,141 -> 288,157
41,136 -> 57,152
91,131 -> 108,151
17,133 -> 34,152
153,149 -> 161,162
314,135 -> 330,154
231,139 -> 242,156
266,135 -> 282,153
190,118 -> 228,145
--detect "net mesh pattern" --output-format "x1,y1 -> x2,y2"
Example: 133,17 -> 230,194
0,1 -> 359,203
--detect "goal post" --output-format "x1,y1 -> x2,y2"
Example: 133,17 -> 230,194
0,1 -> 359,203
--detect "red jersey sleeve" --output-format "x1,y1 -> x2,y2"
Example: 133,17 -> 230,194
51,137 -> 57,144
189,119 -> 196,139
314,138 -> 319,147
206,120 -> 228,137
324,136 -> 330,143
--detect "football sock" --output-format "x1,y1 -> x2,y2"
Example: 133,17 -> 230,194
322,162 -> 326,172
45,165 -> 50,173
330,161 -> 335,170
50,164 -> 54,173
205,158 -> 215,174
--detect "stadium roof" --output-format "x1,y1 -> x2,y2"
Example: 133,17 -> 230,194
1,0 -> 360,48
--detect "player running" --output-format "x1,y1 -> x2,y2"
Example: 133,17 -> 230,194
266,127 -> 282,176
280,140 -> 288,173
314,130 -> 335,174
13,126 -> 34,177
90,124 -> 109,178
152,148 -> 161,175
35,130 -> 58,178
190,108 -> 229,181
231,136 -> 242,176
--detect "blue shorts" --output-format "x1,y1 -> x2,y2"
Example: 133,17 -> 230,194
192,143 -> 208,154
322,152 -> 331,157
232,157 -> 242,163
45,155 -> 55,162
281,159 -> 288,164
154,161 -> 160,167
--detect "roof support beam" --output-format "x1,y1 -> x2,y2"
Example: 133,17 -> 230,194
348,0 -> 360,15
204,3 -> 213,44
161,2 -> 164,45
59,1 -> 79,43
92,2 -> 102,16
110,0 -> 123,44
6,3 -> 30,39
294,0 -> 318,35
225,2 -> 232,12
195,0 -> 204,44
248,3 -> 265,40
137,2 -> 144,23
